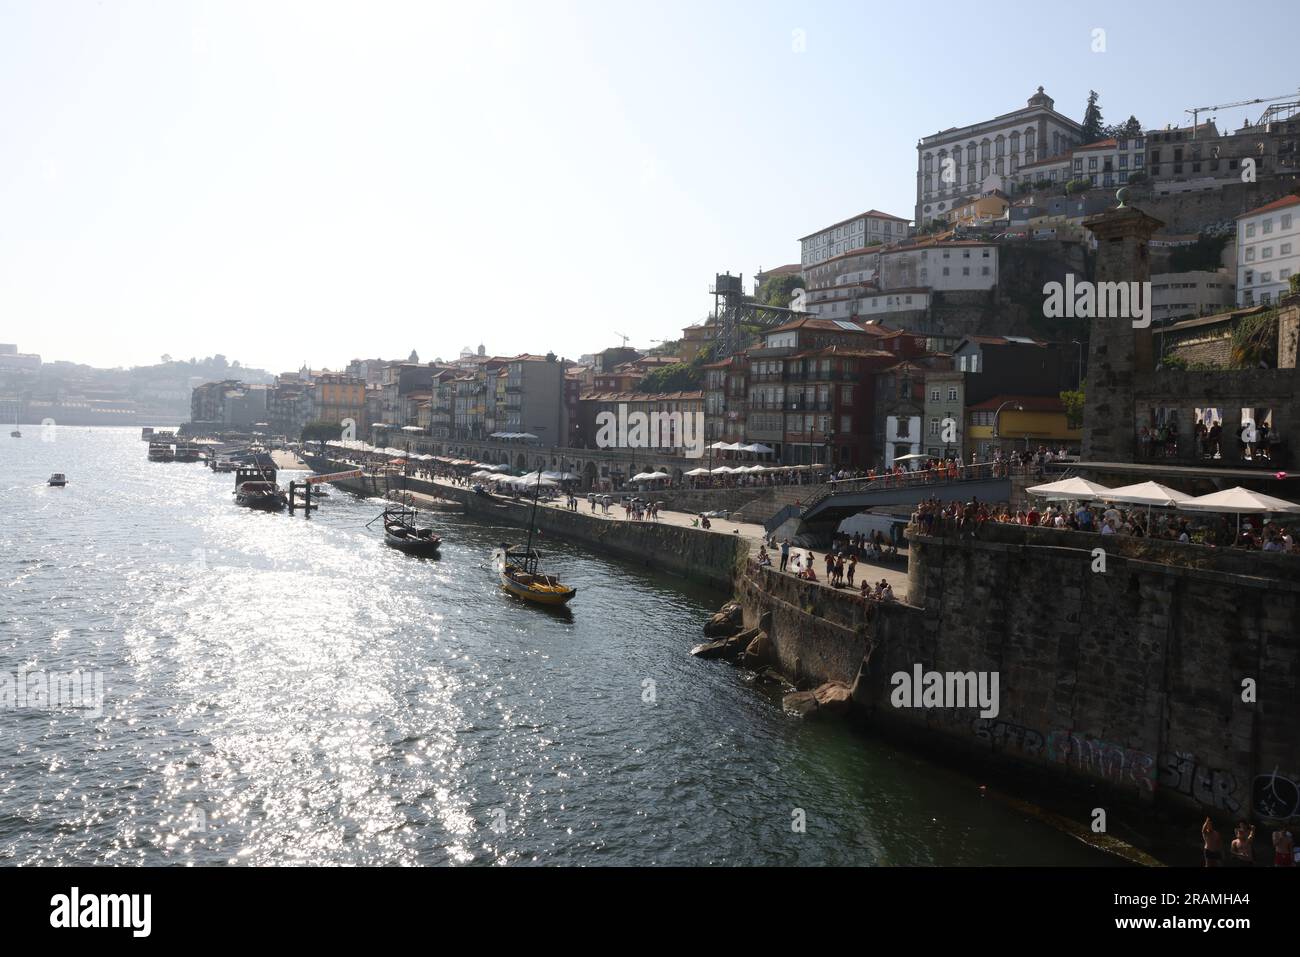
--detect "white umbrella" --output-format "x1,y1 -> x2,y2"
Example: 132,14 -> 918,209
649,471 -> 670,479
1103,480 -> 1197,529
710,466 -> 735,474
631,472 -> 657,482
707,442 -> 731,450
1181,486 -> 1300,538
685,467 -> 710,476
1102,481 -> 1195,508
1026,476 -> 1113,501
748,443 -> 775,454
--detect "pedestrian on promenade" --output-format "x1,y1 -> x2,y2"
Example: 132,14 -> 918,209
779,539 -> 790,572
847,553 -> 857,587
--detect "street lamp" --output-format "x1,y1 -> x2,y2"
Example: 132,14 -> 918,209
992,400 -> 1023,457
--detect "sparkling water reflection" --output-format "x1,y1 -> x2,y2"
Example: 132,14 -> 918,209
0,429 -> 1111,865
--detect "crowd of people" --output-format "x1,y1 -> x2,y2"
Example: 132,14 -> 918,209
907,494 -> 1299,553
1202,817 -> 1296,867
754,535 -> 900,602
1139,418 -> 1278,463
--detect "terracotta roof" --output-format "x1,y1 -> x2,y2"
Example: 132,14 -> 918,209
1074,138 -> 1119,151
1237,193 -> 1300,220
765,316 -> 897,335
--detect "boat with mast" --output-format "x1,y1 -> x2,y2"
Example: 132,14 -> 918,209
492,470 -> 576,606
370,504 -> 441,557
9,409 -> 19,438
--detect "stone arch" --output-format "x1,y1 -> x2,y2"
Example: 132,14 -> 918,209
583,461 -> 597,490
515,452 -> 527,471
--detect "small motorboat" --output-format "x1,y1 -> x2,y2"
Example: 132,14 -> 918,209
492,545 -> 576,606
48,473 -> 67,487
147,442 -> 174,462
234,480 -> 288,511
374,505 -> 441,557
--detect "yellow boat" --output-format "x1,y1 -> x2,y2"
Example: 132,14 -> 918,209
493,546 -> 576,606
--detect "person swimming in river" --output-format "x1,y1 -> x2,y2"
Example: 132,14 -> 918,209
1202,817 -> 1223,867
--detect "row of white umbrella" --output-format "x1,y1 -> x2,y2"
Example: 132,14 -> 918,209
1026,476 -> 1300,535
707,442 -> 776,454
685,464 -> 820,477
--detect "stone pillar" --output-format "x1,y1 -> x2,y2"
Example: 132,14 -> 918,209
1081,199 -> 1165,462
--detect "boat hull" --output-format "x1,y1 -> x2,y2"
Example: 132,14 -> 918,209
498,567 -> 576,606
235,494 -> 287,511
384,531 -> 441,557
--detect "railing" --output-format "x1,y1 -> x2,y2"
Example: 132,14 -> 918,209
800,460 -> 1027,513
763,503 -> 804,534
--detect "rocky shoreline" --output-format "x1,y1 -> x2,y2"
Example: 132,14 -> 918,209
691,600 -> 859,719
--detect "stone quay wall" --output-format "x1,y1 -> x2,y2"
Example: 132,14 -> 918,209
305,455 -> 748,593
738,519 -> 1300,823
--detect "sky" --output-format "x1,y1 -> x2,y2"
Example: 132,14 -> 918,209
1,0 -> 1297,372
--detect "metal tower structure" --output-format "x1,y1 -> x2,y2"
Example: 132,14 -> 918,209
708,272 -> 808,358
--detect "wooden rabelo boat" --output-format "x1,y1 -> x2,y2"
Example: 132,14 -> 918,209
374,504 -> 441,557
492,469 -> 575,607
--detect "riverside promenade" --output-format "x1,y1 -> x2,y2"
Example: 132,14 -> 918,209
425,475 -> 911,599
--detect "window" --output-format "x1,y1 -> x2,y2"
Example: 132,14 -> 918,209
929,418 -> 941,436
1263,247 -> 1273,259
1246,223 -> 1256,238
1264,219 -> 1274,234
1283,243 -> 1294,255
948,388 -> 959,401
1246,247 -> 1256,261
943,267 -> 950,276
1283,214 -> 1293,229
930,388 -> 940,401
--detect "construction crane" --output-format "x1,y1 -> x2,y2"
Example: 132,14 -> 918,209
613,331 -> 632,348
1186,90 -> 1299,138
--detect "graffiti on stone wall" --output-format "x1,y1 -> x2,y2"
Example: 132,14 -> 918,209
963,718 -> 1260,810
1157,751 -> 1241,813
1045,730 -> 1157,792
1252,768 -> 1300,821
971,717 -> 1044,757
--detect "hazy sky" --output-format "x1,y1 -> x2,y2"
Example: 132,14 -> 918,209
2,0 -> 1296,372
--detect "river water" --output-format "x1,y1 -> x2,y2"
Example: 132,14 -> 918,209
0,428 -> 1111,865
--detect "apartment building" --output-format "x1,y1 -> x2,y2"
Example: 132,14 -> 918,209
799,210 -> 910,269
492,354 -> 563,444
1236,194 -> 1300,305
1147,109 -> 1299,194
1151,270 -> 1236,322
1068,136 -> 1146,189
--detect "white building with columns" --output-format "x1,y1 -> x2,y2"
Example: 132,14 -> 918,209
916,86 -> 1083,227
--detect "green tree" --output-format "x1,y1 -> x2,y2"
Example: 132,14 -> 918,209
638,362 -> 702,394
1060,386 -> 1086,429
1080,90 -> 1105,143
302,421 -> 344,442
757,272 -> 805,308
1105,115 -> 1143,139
